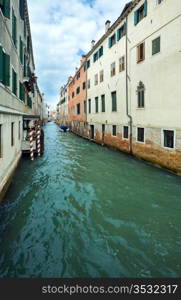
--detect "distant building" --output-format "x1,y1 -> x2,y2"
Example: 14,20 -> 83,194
57,80 -> 70,126
0,0 -> 43,201
67,55 -> 87,136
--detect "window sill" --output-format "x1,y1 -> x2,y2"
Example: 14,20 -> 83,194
137,59 -> 145,64
136,107 -> 145,110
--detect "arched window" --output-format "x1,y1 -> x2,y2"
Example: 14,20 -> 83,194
137,81 -> 145,108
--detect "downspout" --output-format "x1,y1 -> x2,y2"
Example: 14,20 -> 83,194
126,16 -> 133,154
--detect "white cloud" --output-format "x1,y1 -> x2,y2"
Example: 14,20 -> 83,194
27,0 -> 128,109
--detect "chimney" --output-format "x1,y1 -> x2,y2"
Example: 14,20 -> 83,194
105,20 -> 111,32
91,40 -> 95,48
81,55 -> 86,65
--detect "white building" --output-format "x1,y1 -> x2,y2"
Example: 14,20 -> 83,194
0,0 -> 43,201
86,0 -> 181,174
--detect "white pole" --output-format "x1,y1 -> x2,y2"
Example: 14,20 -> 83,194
37,125 -> 41,157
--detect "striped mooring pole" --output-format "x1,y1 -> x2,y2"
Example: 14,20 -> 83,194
37,125 -> 41,157
29,128 -> 34,161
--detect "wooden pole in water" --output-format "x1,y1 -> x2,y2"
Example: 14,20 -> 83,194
29,128 -> 34,161
37,124 -> 41,157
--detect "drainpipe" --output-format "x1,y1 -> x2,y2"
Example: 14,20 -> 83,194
126,16 -> 133,154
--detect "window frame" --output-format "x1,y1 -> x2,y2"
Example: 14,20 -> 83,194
111,91 -> 117,112
152,36 -> 161,56
111,62 -> 116,77
162,129 -> 175,150
119,56 -> 125,72
137,127 -> 145,143
137,42 -> 145,63
95,97 -> 99,113
112,125 -> 117,137
122,126 -> 129,140
137,81 -> 145,108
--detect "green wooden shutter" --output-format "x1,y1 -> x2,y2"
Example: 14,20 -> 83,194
19,37 -> 23,64
12,69 -> 17,95
3,0 -> 10,18
117,28 -> 120,41
112,92 -> 117,112
4,52 -> 10,86
134,10 -> 138,25
108,37 -> 112,48
0,45 -> 3,83
12,9 -> 17,46
144,0 -> 147,17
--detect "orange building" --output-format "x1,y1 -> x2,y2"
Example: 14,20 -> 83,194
68,56 -> 87,137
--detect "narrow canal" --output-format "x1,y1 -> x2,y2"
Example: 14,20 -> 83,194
0,122 -> 181,278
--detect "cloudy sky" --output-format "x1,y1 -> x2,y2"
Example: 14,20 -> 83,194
28,0 -> 128,109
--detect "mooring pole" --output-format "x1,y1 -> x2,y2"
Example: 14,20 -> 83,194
29,128 -> 34,161
37,124 -> 41,157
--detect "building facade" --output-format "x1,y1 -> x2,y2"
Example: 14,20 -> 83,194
86,0 -> 181,174
57,80 -> 69,126
68,55 -> 87,136
0,0 -> 43,201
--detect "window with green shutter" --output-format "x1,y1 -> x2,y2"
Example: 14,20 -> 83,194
95,97 -> 98,113
12,9 -> 17,47
19,37 -> 23,64
0,45 -> 10,86
101,95 -> 105,112
0,0 -> 10,18
117,23 -> 126,41
134,1 -> 147,25
12,69 -> 17,95
111,91 -> 117,112
152,36 -> 160,55
27,95 -> 32,108
19,81 -> 25,101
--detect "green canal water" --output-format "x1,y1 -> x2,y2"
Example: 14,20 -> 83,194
0,122 -> 181,278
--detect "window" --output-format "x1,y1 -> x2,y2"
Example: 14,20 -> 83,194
152,36 -> 160,55
76,87 -> 80,94
108,34 -> 116,48
12,9 -> 17,47
112,125 -> 117,136
137,127 -> 144,142
76,103 -> 80,115
137,81 -> 145,108
0,124 -> 2,158
11,122 -> 14,146
12,69 -> 17,96
102,124 -> 105,136
27,95 -> 32,108
72,92 -> 74,98
18,121 -> 21,140
119,56 -> 125,72
0,46 -> 10,86
117,23 -> 126,41
100,70 -> 104,83
137,42 -> 145,63
83,81 -> 86,90
95,97 -> 98,113
163,130 -> 174,148
111,91 -> 117,112
19,81 -> 25,102
0,0 -> 10,18
134,1 -> 147,25
87,79 -> 90,89
87,60 -> 90,69
101,95 -> 105,112
111,62 -> 116,77
93,52 -> 98,62
88,99 -> 91,113
19,0 -> 25,20
94,74 -> 98,86
84,100 -> 87,113
19,37 -> 23,64
99,46 -> 103,58
123,126 -> 129,139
